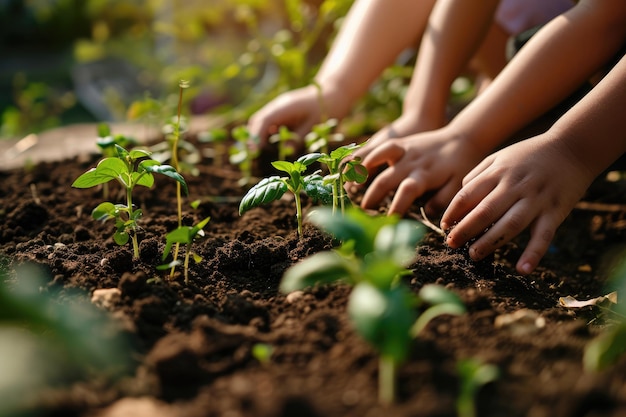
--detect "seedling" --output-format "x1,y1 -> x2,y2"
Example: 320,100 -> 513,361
456,358 -> 499,417
199,127 -> 229,168
269,125 -> 298,161
95,123 -> 138,200
239,153 -> 332,238
158,216 -> 210,285
230,125 -> 260,186
317,142 -> 368,214
72,144 -> 188,259
280,207 -> 466,404
304,118 -> 344,155
251,343 -> 273,365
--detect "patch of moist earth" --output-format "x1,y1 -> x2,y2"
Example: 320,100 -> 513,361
1,140 -> 625,417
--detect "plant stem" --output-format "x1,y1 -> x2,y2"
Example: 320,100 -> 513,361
169,82 -> 186,280
294,192 -> 303,239
379,355 -> 396,406
183,243 -> 191,285
126,187 -> 140,259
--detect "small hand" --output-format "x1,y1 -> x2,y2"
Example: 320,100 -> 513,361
441,135 -> 592,274
359,128 -> 484,216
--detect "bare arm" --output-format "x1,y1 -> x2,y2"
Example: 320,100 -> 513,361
248,0 -> 436,143
449,0 -> 626,154
441,52 -> 626,274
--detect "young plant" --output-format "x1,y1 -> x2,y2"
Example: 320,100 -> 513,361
239,153 -> 331,238
280,207 -> 466,405
269,125 -> 298,161
318,142 -> 368,214
456,358 -> 499,417
158,216 -> 211,285
230,125 -> 260,186
95,123 -> 138,200
304,118 -> 344,155
72,144 -> 188,259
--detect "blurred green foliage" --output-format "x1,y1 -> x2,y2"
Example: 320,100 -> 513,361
1,0 -> 412,138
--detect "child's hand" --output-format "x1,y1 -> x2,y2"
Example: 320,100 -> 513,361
441,135 -> 592,275
247,84 -> 351,150
359,128 -> 485,216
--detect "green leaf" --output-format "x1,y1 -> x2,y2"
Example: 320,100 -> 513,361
157,259 -> 182,270
348,282 -> 416,363
411,285 -> 466,337
584,323 -> 626,372
418,284 -> 464,307
343,160 -> 368,184
280,251 -> 357,293
271,160 -> 296,174
129,149 -> 152,160
91,202 -> 117,221
304,174 -> 333,205
114,230 -> 129,245
132,171 -> 154,188
375,221 -> 424,265
239,176 -> 288,215
296,152 -> 322,167
72,157 -> 126,188
143,163 -> 188,195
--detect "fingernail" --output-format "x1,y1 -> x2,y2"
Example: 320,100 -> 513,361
519,262 -> 533,275
440,221 -> 449,231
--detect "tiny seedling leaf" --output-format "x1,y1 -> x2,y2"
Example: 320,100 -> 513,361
143,163 -> 189,195
239,176 -> 288,215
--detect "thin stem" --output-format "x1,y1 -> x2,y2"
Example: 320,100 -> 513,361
294,192 -> 303,239
379,355 -> 396,406
126,187 -> 140,259
183,244 -> 191,285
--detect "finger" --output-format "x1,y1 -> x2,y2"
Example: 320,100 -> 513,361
516,215 -> 558,275
360,164 -> 405,210
388,174 -> 428,216
362,141 -> 405,173
440,176 -> 499,235
466,198 -> 536,260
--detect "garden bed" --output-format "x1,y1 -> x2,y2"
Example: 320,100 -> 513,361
1,135 -> 626,417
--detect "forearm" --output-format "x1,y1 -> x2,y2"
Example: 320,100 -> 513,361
315,0 -> 435,107
449,0 -> 626,154
403,0 -> 501,125
549,53 -> 626,179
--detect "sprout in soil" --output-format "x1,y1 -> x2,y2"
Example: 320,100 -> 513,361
317,142 -> 368,214
456,358 -> 499,417
269,125 -> 298,161
95,123 -> 138,200
72,144 -> 188,259
230,125 -> 260,186
280,207 -> 466,405
199,127 -> 229,168
158,215 -> 210,285
238,153 -> 332,238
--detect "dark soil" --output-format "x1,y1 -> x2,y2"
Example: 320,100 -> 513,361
1,138 -> 626,417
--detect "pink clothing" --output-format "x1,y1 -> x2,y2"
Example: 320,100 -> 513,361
496,0 -> 574,35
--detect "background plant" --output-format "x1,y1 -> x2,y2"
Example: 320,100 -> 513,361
72,143 -> 187,259
280,207 -> 466,404
158,215 -> 211,285
230,125 -> 261,186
